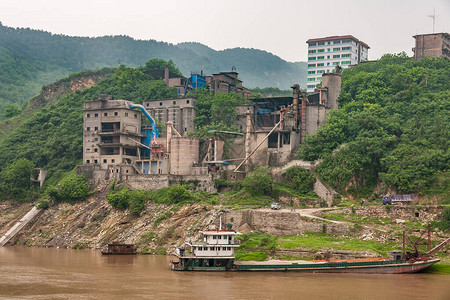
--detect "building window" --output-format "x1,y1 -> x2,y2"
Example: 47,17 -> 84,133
94,148 -> 98,152
327,48 -> 331,52
327,55 -> 330,59
341,61 -> 352,65
104,112 -> 107,117
95,113 -> 98,117
327,63 -> 330,66
309,42 -> 316,46
87,114 -> 91,118
173,101 -> 176,105
126,169 -> 128,173
317,56 -> 324,60
333,40 -> 341,44
94,159 -> 98,164
111,159 -> 115,163
341,54 -> 351,58
308,71 -> 316,74
308,57 -> 316,61
333,48 -> 341,51
114,112 -> 118,116
342,39 -> 351,43
318,42 -> 325,45
308,50 -> 316,54
159,102 -> 162,106
87,127 -> 91,131
86,148 -> 90,152
307,78 -> 316,82
317,70 -> 324,74
308,64 -> 316,67
342,46 -> 351,50
333,55 -> 340,58
86,160 -> 90,164
94,126 -> 98,131
317,49 -> 325,53
317,63 -> 324,66
94,138 -> 98,141
146,103 -> 149,107
103,159 -> 107,163
134,114 -> 137,118
307,84 -> 316,89
186,100 -> 190,104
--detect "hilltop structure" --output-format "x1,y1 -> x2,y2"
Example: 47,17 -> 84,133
412,33 -> 449,60
306,35 -> 369,92
78,70 -> 341,202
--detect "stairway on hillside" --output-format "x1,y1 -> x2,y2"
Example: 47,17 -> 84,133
0,206 -> 42,246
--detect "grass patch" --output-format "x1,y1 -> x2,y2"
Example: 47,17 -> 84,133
238,232 -> 277,251
153,211 -> 173,228
322,213 -> 391,225
72,242 -> 89,249
278,232 -> 398,256
235,250 -> 268,261
223,190 -> 271,209
424,262 -> 450,274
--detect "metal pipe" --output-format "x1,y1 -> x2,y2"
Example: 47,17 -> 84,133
234,117 -> 284,172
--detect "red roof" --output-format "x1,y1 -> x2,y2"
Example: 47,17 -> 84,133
306,35 -> 370,49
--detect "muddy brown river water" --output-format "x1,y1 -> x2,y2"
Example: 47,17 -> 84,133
0,247 -> 449,299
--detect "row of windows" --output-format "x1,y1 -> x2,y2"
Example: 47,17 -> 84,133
307,69 -> 339,80
211,235 -> 231,240
86,112 -> 137,118
309,39 -> 354,47
196,246 -> 232,251
86,148 -> 98,153
86,126 -> 98,131
308,77 -> 323,82
147,99 -> 192,107
309,54 -> 356,61
307,84 -> 317,89
309,59 -> 353,68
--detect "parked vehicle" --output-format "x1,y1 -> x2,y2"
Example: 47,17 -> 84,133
382,194 -> 414,205
271,202 -> 281,210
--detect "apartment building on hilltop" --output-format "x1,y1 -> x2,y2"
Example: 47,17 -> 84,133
306,35 -> 369,92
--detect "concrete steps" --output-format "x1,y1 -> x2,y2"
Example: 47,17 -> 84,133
0,206 -> 42,246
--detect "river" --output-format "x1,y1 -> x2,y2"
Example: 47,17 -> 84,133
0,247 -> 449,299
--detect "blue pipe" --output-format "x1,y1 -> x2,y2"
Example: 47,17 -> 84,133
128,104 -> 159,140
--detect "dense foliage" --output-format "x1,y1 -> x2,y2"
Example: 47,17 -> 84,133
284,166 -> 316,195
0,23 -> 306,117
0,158 -> 34,200
242,167 -> 273,196
57,173 -> 90,203
298,54 -> 449,196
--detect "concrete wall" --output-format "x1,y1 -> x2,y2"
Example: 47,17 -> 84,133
169,137 -> 200,175
221,210 -> 353,236
322,73 -> 341,109
314,178 -> 337,207
413,33 -> 450,60
305,105 -> 328,137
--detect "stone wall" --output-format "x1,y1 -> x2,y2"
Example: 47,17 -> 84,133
221,209 -> 353,236
314,178 -> 337,207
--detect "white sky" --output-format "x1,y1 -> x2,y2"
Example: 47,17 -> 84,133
0,0 -> 449,62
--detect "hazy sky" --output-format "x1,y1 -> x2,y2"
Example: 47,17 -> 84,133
1,0 -> 449,62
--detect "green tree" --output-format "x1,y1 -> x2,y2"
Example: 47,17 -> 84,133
58,173 -> 90,203
0,158 -> 34,199
284,166 -> 316,194
1,104 -> 21,118
242,167 -> 273,196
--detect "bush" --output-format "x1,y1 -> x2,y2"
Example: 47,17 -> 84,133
129,189 -> 146,215
242,167 -> 273,196
107,188 -> 130,209
58,173 -> 90,203
284,166 -> 316,195
36,200 -> 49,209
167,185 -> 192,204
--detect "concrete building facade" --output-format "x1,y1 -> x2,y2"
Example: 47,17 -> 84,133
306,35 -> 369,92
413,33 -> 450,60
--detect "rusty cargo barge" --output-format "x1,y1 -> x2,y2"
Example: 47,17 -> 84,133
170,224 -> 449,274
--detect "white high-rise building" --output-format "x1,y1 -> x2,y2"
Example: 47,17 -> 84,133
306,35 -> 369,93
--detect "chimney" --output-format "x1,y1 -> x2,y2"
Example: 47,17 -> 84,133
164,65 -> 169,85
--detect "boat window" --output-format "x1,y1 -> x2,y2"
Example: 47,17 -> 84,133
198,247 -> 202,251
223,235 -> 227,239
218,235 -> 222,239
213,235 -> 216,239
228,247 -> 231,251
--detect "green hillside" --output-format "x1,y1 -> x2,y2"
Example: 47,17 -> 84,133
299,54 -> 449,200
0,23 -> 306,116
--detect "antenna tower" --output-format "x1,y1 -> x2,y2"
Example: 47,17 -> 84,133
428,8 -> 439,33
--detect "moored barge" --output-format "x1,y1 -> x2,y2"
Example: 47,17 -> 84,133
170,224 -> 448,273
